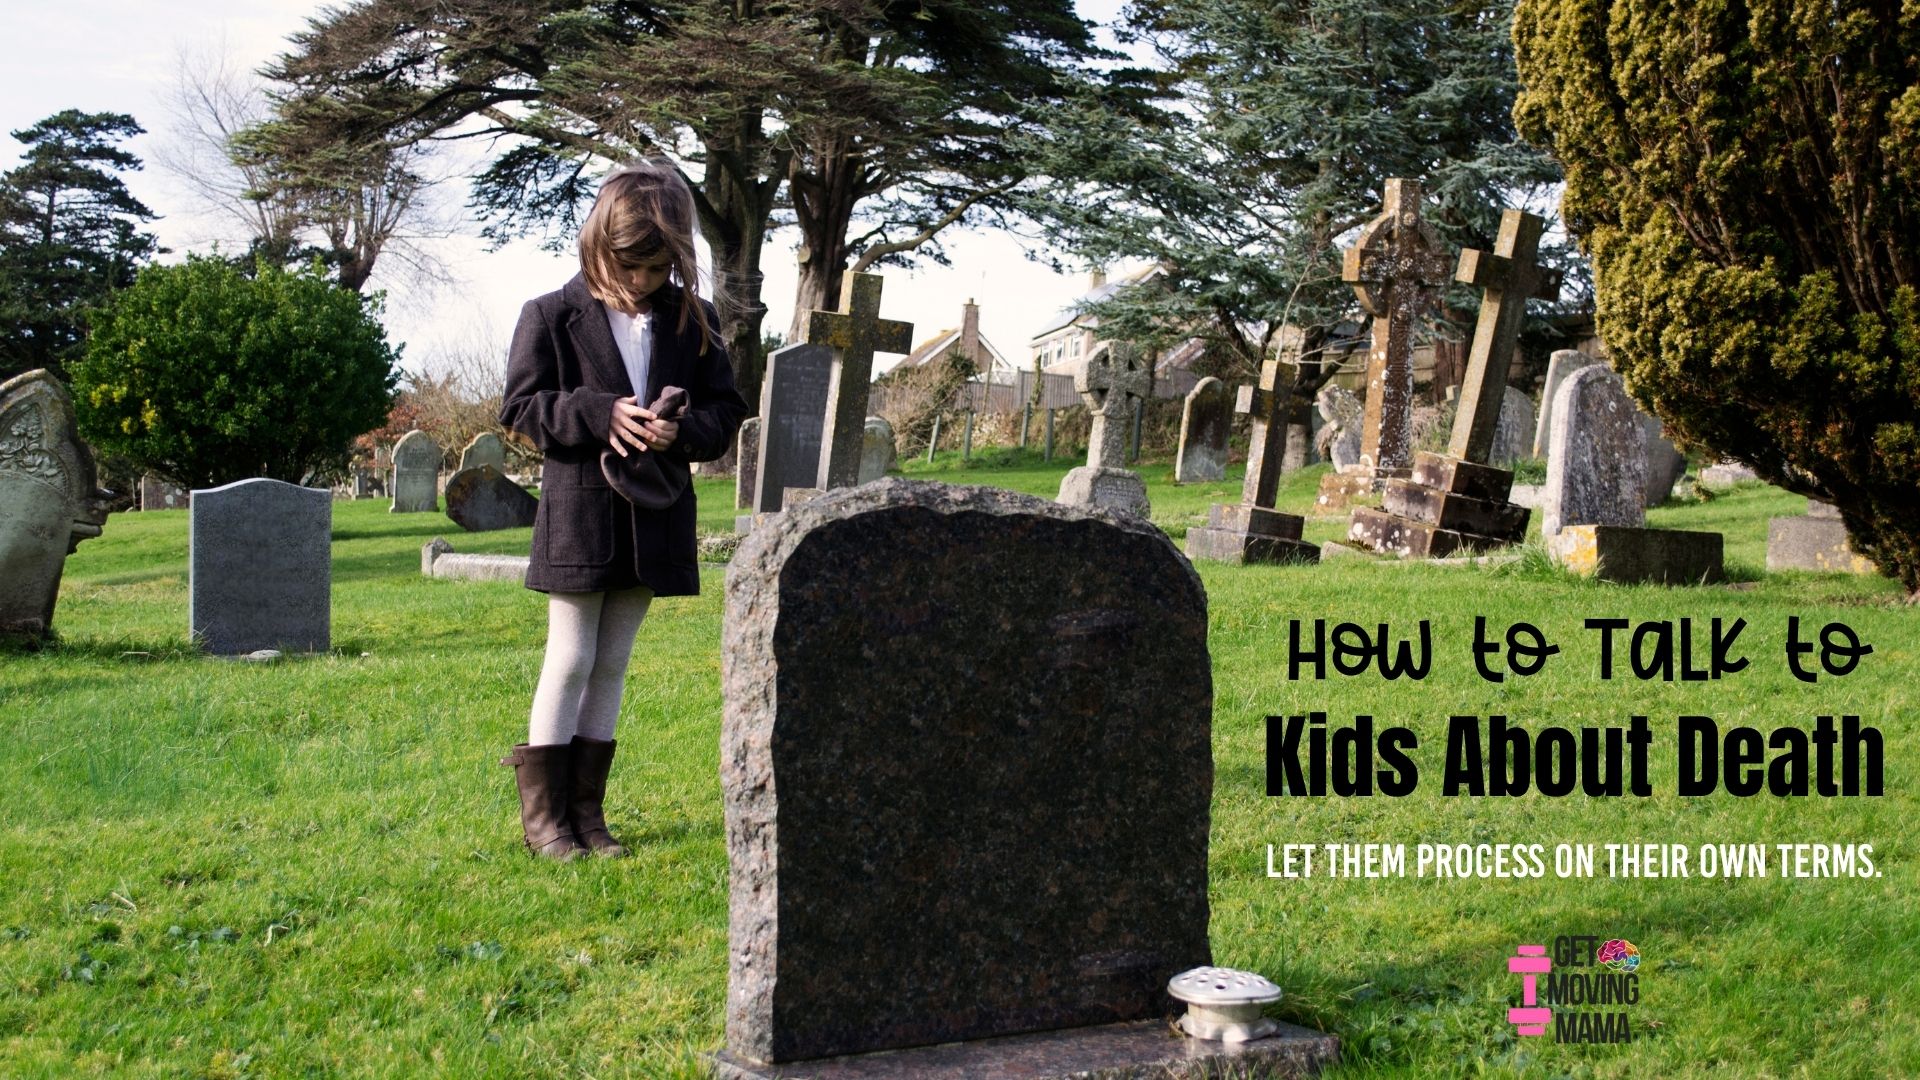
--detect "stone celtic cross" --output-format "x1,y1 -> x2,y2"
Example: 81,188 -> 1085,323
1344,178 -> 1454,476
1077,340 -> 1151,470
1448,209 -> 1561,464
805,270 -> 914,489
1234,356 -> 1293,508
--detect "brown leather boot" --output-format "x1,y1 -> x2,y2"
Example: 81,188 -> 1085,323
567,735 -> 627,857
501,743 -> 586,861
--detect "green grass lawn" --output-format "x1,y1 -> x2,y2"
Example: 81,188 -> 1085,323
1,457 -> 1912,1078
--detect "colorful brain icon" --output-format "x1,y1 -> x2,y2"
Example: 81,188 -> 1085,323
1598,939 -> 1640,972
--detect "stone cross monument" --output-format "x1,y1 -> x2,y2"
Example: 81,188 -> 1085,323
1449,208 -> 1561,463
1344,207 -> 1557,558
1187,355 -> 1319,564
1344,178 -> 1454,476
1056,341 -> 1152,515
804,270 -> 914,490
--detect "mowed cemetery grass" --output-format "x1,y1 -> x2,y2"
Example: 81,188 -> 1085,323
2,454 -> 1913,1078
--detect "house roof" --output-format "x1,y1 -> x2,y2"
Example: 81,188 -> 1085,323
1030,265 -> 1166,341
876,326 -> 1014,378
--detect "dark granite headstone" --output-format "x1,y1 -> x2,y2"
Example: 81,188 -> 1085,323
189,478 -> 330,654
754,343 -> 832,513
721,479 -> 1213,1067
443,465 -> 539,532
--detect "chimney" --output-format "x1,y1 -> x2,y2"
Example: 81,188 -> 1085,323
961,298 -> 983,374
1090,267 -> 1107,290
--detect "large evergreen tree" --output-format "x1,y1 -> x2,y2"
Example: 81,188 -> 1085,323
1023,0 -> 1569,431
1514,0 -> 1920,595
0,111 -> 160,381
256,0 -> 1110,406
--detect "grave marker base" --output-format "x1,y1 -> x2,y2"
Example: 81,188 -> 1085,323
1347,452 -> 1528,557
714,1018 -> 1338,1080
1548,525 -> 1725,585
1187,502 -> 1319,565
1313,470 -> 1386,512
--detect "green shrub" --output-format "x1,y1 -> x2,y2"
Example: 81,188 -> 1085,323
71,256 -> 399,488
1513,0 -> 1920,594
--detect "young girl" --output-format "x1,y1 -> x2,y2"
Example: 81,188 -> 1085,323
497,162 -> 748,860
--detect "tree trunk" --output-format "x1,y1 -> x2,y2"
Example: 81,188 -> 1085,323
787,136 -> 864,340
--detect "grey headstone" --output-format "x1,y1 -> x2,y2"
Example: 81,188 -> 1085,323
457,432 -> 507,473
754,343 -> 833,512
0,370 -> 110,638
1490,386 -> 1535,467
189,478 -> 331,654
1531,349 -> 1599,457
444,465 -> 539,532
858,415 -> 896,483
1543,366 -> 1647,537
721,480 -> 1211,1065
390,430 -> 441,513
735,416 -> 761,511
139,473 -> 187,511
1173,376 -> 1231,483
1639,413 -> 1685,506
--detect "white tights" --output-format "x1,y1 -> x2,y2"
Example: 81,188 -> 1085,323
527,586 -> 654,746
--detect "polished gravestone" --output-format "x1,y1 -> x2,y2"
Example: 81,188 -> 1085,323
718,481 -> 1334,1078
754,344 -> 833,513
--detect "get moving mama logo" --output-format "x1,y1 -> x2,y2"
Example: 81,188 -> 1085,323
1508,936 -> 1641,1044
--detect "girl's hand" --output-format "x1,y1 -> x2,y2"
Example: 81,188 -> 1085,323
609,398 -> 679,457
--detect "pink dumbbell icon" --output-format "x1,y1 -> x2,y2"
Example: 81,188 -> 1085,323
1508,944 -> 1552,1036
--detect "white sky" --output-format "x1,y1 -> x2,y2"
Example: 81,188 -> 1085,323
0,0 -> 1136,379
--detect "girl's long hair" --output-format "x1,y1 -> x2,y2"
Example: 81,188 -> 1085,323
578,161 -> 713,354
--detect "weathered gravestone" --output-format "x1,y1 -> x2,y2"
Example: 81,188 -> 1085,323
1530,349 -> 1599,458
1491,387 -> 1535,468
1540,368 -> 1722,584
1542,366 -> 1646,537
457,432 -> 507,473
444,465 -> 539,532
1347,208 -> 1555,557
390,430 -> 441,513
719,480 -> 1332,1077
858,415 -> 896,483
1057,341 -> 1151,516
753,344 -> 833,513
803,270 -> 914,490
189,478 -> 330,654
1172,377 -> 1231,483
0,370 -> 111,639
1640,414 -> 1686,507
139,473 -> 187,511
1314,385 -> 1363,471
735,415 -> 762,511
